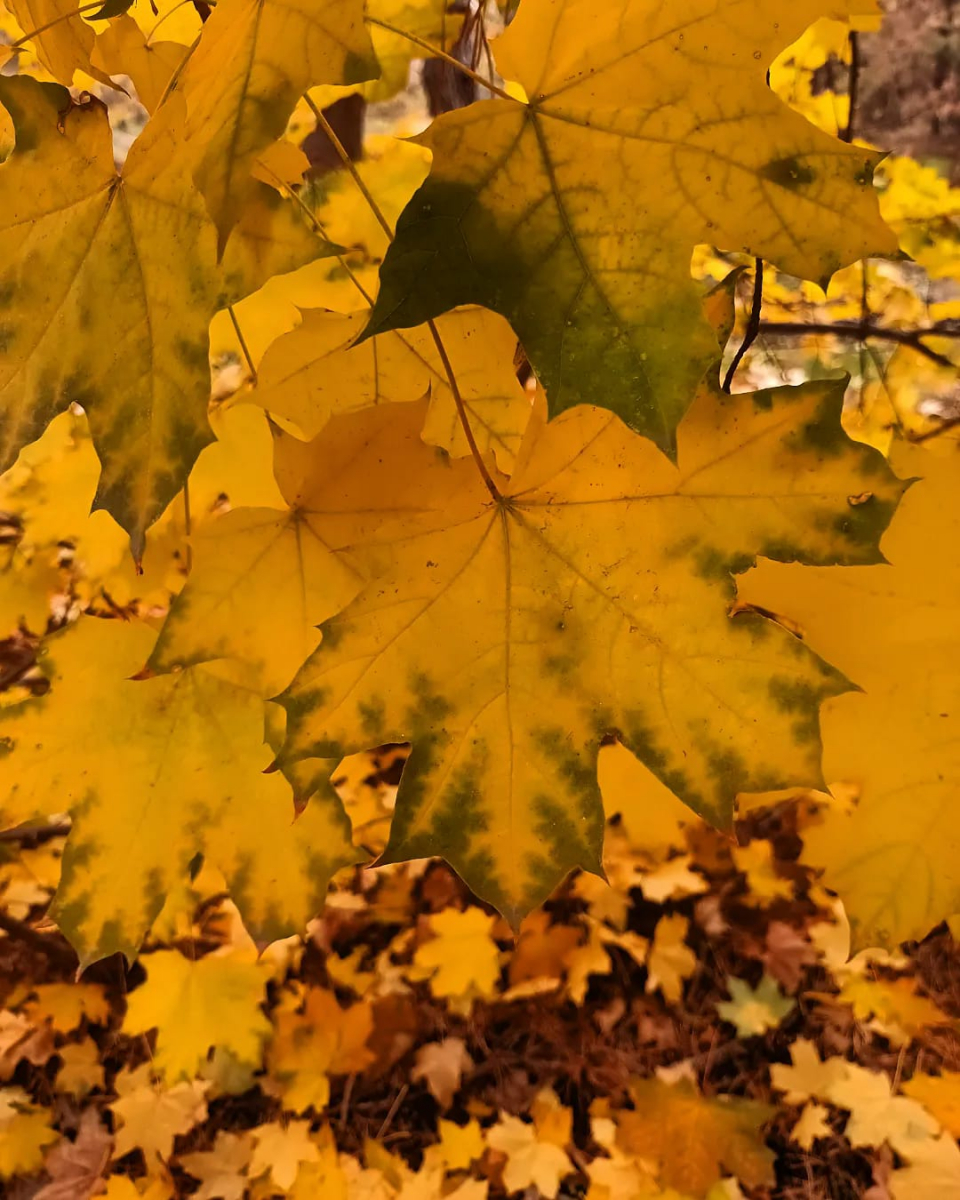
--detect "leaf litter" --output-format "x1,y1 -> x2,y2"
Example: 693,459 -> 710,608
2,773 -> 960,1198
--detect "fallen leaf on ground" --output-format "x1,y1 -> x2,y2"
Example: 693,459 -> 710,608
410,1038 -> 474,1110
717,974 -> 795,1038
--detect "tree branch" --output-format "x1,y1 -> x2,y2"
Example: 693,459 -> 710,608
757,320 -> 960,371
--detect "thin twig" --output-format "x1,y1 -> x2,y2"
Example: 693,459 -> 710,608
376,1084 -> 409,1138
305,95 -> 501,500
227,305 -> 258,385
366,16 -> 519,104
722,259 -> 764,392
757,319 -> 960,370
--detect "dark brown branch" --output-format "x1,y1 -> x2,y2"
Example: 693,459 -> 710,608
0,821 -> 71,844
757,320 -> 960,371
722,259 -> 764,392
843,30 -> 860,143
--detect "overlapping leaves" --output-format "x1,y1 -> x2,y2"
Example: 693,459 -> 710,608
366,0 -> 896,449
0,77 -> 328,553
277,381 -> 900,919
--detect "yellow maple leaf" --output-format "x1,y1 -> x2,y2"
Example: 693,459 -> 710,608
731,841 -> 794,905
180,1130 -> 253,1200
0,618 -> 357,963
902,1071 -> 960,1138
431,1117 -> 486,1172
21,982 -> 109,1033
177,0 -> 376,246
123,951 -> 271,1081
563,919 -> 613,1004
54,1040 -> 105,1099
91,17 -> 190,115
367,0 -> 896,446
827,1064 -> 938,1153
410,907 -> 502,1007
770,1038 -> 848,1104
831,976 -> 957,1045
739,440 -> 960,946
0,77 -> 326,551
254,305 -> 530,472
616,1078 -> 775,1194
888,1132 -> 960,1200
268,988 -> 374,1113
0,1086 -> 58,1179
249,1120 -> 320,1192
488,1108 -> 574,1199
109,1066 -> 209,1163
279,375 -> 899,920
790,1102 -> 832,1150
646,914 -> 696,1004
4,0 -> 105,85
717,973 -> 795,1037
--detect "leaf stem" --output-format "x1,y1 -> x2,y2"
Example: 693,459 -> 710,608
304,94 -> 501,500
182,478 -> 193,574
722,258 -> 764,393
303,94 -> 393,240
154,29 -> 202,109
252,159 -> 375,307
227,303 -> 258,385
426,317 -> 502,501
9,0 -> 105,49
366,16 -> 521,105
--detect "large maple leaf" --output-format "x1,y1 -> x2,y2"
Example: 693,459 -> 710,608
0,618 -> 358,964
278,383 -> 902,921
0,77 -> 330,554
364,0 -> 897,451
738,439 -> 960,948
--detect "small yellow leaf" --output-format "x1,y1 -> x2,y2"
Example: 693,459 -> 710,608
123,951 -> 271,1081
254,305 -> 529,471
827,1064 -> 938,1153
434,1118 -> 485,1172
889,1132 -> 960,1200
0,1087 -> 58,1179
54,1040 -> 106,1099
249,1120 -> 320,1192
731,841 -> 794,905
902,1071 -> 960,1138
616,1079 -> 775,1194
716,974 -> 794,1038
790,1103 -> 831,1151
411,907 -> 501,1008
563,919 -> 613,1004
22,982 -> 110,1033
770,1039 -> 848,1105
180,1131 -> 253,1200
268,988 -> 374,1114
488,1110 -> 574,1200
109,1066 -> 209,1163
646,914 -> 696,1004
